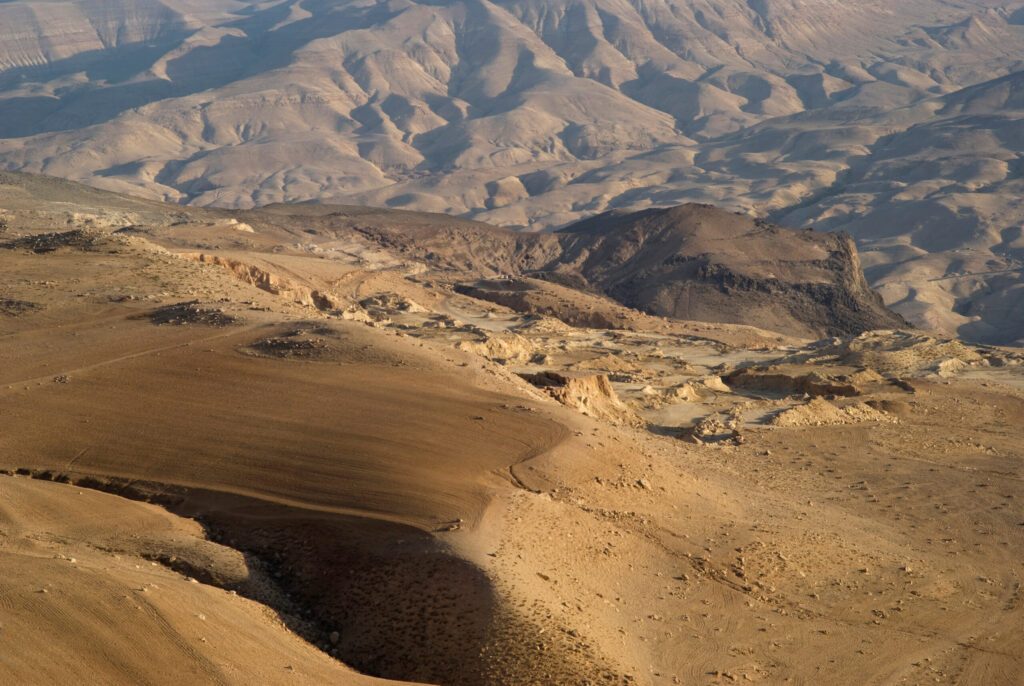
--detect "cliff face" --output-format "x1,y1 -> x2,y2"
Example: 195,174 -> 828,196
358,203 -> 906,339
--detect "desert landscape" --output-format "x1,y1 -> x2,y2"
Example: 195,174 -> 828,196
1,1 -> 1023,684
0,170 -> 1021,684
2,0 -> 1024,343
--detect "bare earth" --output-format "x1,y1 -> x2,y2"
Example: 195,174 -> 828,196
0,177 -> 1022,685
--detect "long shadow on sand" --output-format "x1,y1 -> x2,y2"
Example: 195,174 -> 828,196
19,470 -> 499,685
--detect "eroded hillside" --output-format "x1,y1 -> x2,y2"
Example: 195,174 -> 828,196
1,1 -> 1024,341
1,174 -> 1022,685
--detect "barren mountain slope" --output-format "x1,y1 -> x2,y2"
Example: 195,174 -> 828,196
0,217 -> 617,684
2,0 -> 1020,211
1,178 -> 1022,685
773,71 -> 1024,345
0,171 -> 902,338
2,177 -> 1024,686
554,205 -> 906,337
352,202 -> 906,337
1,1 -> 1024,341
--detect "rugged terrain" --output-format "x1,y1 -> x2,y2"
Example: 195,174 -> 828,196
1,172 -> 1022,685
0,172 -> 904,338
1,0 -> 1023,342
272,200 -> 907,338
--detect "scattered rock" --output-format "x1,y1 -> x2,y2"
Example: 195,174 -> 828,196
724,366 -> 863,397
359,293 -> 428,314
770,398 -> 898,427
680,414 -> 736,444
140,301 -> 240,327
458,332 -> 536,364
0,298 -> 41,316
935,358 -> 967,378
519,371 -> 642,426
2,229 -> 107,253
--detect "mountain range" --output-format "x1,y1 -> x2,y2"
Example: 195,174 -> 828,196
1,0 -> 1022,343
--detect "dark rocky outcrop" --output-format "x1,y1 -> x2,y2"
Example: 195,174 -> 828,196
551,205 -> 905,337
353,203 -> 906,338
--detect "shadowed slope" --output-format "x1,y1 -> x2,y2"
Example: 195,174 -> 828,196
0,317 -> 566,527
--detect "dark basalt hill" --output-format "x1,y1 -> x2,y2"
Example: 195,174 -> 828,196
554,205 -> 907,338
353,204 -> 906,338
